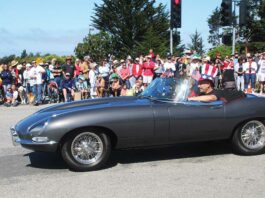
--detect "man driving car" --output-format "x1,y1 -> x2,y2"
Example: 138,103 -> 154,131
188,75 -> 246,103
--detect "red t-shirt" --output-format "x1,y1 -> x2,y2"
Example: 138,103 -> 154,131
132,63 -> 143,77
119,67 -> 130,80
143,61 -> 155,76
75,64 -> 81,76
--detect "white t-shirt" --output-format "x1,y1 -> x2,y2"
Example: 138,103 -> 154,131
258,59 -> 265,81
13,90 -> 18,100
49,64 -> 54,72
188,62 -> 200,76
89,70 -> 96,87
258,60 -> 265,74
163,62 -> 176,71
29,66 -> 45,85
243,61 -> 257,74
99,65 -> 110,77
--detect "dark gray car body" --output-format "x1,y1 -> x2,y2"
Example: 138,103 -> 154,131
13,94 -> 265,152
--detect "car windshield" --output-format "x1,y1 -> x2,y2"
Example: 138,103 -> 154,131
140,77 -> 193,102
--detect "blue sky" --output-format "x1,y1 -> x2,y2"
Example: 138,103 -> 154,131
0,0 -> 221,57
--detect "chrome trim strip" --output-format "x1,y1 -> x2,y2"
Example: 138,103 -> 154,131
15,139 -> 57,145
10,127 -> 19,146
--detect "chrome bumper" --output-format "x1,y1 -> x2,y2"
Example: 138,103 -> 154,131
10,127 -> 57,148
10,127 -> 20,146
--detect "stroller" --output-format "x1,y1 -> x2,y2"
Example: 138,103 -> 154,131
48,81 -> 60,103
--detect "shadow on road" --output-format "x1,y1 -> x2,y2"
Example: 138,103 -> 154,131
26,140 -> 233,171
25,152 -> 67,169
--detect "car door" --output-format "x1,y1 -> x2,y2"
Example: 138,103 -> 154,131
168,101 -> 226,142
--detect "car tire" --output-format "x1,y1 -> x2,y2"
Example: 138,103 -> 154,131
61,130 -> 111,171
232,120 -> 265,155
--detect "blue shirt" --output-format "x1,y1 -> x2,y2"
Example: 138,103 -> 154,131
61,79 -> 75,89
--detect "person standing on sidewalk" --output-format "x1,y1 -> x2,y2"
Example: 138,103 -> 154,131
243,56 -> 258,93
29,61 -> 45,106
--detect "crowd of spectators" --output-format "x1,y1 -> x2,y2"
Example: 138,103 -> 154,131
0,49 -> 265,107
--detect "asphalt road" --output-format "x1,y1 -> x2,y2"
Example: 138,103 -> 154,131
0,105 -> 265,198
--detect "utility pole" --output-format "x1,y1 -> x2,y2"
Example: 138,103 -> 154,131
170,0 -> 182,55
170,29 -> 173,55
232,0 -> 237,55
169,1 -> 173,55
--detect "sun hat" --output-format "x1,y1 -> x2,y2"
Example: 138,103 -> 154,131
90,62 -> 97,69
10,60 -> 18,67
191,54 -> 201,60
113,60 -> 119,65
65,56 -> 72,60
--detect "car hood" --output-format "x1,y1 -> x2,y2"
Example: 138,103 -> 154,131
38,96 -> 150,113
15,97 -> 151,133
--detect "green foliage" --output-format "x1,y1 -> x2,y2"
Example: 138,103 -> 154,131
0,51 -> 70,65
236,0 -> 265,43
20,49 -> 28,59
0,55 -> 16,64
134,27 -> 168,57
90,0 -> 170,58
75,31 -> 115,61
208,45 -> 233,59
237,42 -> 265,54
207,7 -> 222,46
187,30 -> 204,55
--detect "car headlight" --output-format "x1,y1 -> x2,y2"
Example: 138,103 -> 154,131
28,118 -> 49,135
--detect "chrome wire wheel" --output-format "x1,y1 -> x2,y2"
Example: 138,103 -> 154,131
71,132 -> 104,165
240,121 -> 265,150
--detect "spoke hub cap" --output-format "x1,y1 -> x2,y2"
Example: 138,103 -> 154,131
241,121 -> 265,150
71,132 -> 103,165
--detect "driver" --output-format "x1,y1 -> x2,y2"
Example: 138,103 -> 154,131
188,76 -> 246,103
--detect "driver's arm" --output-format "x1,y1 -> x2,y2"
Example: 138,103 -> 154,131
188,95 -> 218,102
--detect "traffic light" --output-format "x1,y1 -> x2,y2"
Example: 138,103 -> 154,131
220,0 -> 232,26
239,0 -> 248,26
222,34 -> 232,45
171,0 -> 181,28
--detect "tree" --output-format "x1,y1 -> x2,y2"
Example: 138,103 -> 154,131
238,0 -> 265,48
207,7 -> 222,46
91,0 -> 170,58
133,27 -> 169,57
21,49 -> 28,59
208,45 -> 232,60
187,30 -> 204,55
75,31 -> 115,61
0,55 -> 16,64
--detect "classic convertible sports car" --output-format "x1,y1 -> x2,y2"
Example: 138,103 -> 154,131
11,78 -> 265,171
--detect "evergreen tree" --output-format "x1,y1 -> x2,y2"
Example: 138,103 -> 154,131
21,49 -> 28,59
188,30 -> 204,55
91,0 -> 170,58
207,7 -> 222,47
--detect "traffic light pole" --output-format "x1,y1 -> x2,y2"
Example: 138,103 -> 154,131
232,0 -> 241,55
232,0 -> 237,55
170,29 -> 173,55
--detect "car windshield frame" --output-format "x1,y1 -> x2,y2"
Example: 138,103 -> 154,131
139,77 -> 192,103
